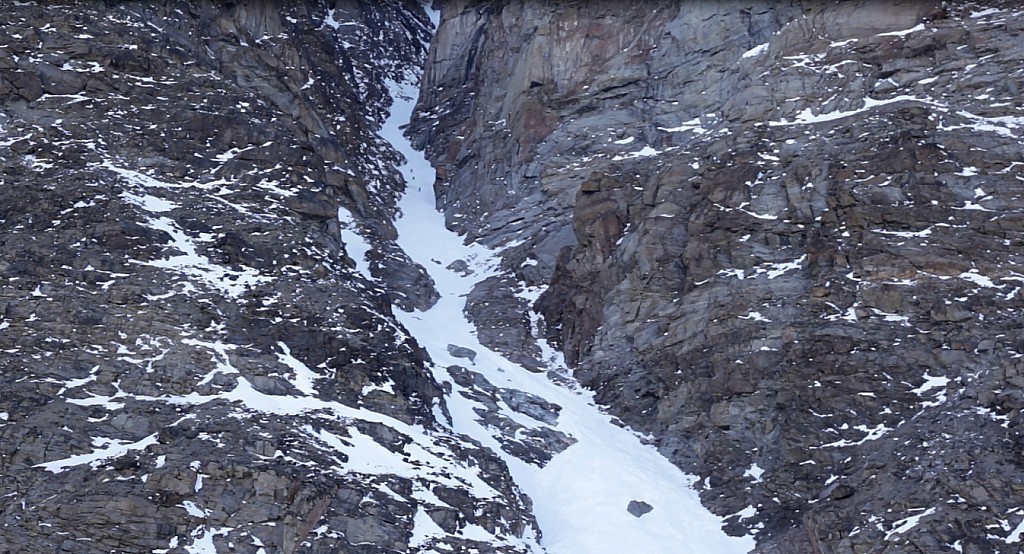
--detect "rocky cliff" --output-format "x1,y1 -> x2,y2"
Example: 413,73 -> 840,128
0,2 -> 541,552
413,1 -> 1024,553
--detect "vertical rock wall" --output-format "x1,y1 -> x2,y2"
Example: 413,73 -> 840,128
414,1 -> 1024,552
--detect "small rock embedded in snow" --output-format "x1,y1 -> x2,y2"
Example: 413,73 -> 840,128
447,344 -> 478,363
499,388 -> 562,425
446,259 -> 473,275
627,500 -> 654,518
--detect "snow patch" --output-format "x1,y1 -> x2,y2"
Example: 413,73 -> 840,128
877,23 -> 925,37
885,507 -> 937,539
741,43 -> 769,59
769,95 -> 940,126
338,207 -> 374,281
276,342 -> 319,396
35,433 -> 159,473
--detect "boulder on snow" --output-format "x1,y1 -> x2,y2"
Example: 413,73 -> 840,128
447,344 -> 477,363
627,500 -> 653,518
499,388 -> 562,425
446,259 -> 473,275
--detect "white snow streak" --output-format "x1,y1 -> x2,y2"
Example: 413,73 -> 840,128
338,206 -> 374,281
885,507 -> 937,539
741,43 -> 768,59
35,433 -> 159,473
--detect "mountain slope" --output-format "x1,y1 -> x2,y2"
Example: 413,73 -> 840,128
386,72 -> 752,553
412,1 -> 1024,553
0,1 -> 751,553
5,1 -> 1024,553
0,2 -> 540,552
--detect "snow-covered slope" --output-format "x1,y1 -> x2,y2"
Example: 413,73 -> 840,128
379,42 -> 754,554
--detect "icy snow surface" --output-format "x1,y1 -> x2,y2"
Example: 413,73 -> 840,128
382,43 -> 754,554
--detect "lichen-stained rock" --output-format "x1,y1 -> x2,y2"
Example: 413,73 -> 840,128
413,1 -> 1024,552
0,1 -> 539,553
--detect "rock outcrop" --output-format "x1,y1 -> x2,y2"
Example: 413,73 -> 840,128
0,2 -> 540,552
413,1 -> 1024,552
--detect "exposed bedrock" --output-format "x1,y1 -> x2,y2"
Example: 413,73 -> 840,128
0,2 -> 539,552
412,1 -> 1024,552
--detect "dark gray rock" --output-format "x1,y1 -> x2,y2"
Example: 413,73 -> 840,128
446,259 -> 472,276
448,365 -> 575,465
627,500 -> 653,518
447,344 -> 477,363
465,275 -> 544,371
283,190 -> 338,219
36,62 -> 85,95
498,389 -> 562,426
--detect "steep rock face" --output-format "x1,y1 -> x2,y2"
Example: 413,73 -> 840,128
414,1 -> 1024,552
0,2 -> 539,553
